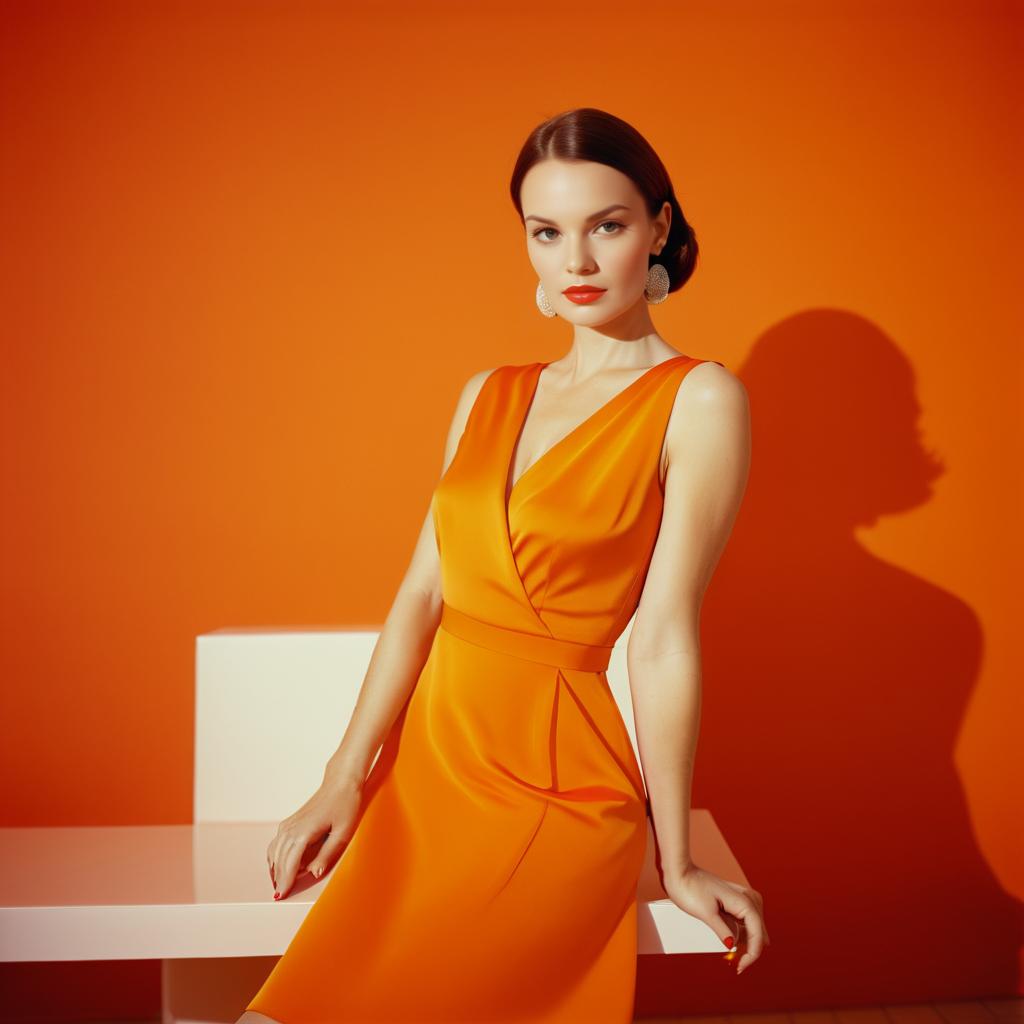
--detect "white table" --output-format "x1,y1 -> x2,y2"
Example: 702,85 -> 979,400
0,622 -> 750,1023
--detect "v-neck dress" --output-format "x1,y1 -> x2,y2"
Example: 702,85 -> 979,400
245,354 -> 720,1023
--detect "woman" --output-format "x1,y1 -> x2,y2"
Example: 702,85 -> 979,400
241,107 -> 767,1024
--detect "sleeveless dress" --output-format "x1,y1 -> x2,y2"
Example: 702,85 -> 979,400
245,354 -> 719,1023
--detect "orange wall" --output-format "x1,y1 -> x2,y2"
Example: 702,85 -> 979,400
1,0 -> 1020,1018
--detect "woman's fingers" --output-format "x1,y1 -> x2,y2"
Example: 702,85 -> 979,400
307,827 -> 350,879
273,832 -> 314,899
267,820 -> 306,898
267,833 -> 284,890
264,784 -> 364,898
703,903 -> 741,952
721,887 -> 768,974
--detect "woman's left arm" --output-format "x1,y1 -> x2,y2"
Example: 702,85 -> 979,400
627,360 -> 768,975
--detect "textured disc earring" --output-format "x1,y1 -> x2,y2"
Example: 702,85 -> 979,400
644,263 -> 670,305
536,281 -> 557,318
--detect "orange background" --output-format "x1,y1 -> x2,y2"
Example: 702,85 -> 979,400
1,0 -> 1020,1019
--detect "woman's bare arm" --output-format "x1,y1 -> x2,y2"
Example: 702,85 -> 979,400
627,360 -> 750,877
269,367 -> 496,898
322,366 -> 495,788
627,358 -> 766,973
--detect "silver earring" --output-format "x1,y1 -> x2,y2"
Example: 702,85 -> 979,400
644,262 -> 670,305
536,280 -> 557,318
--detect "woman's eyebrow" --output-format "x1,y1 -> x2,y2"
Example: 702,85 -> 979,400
525,203 -> 632,226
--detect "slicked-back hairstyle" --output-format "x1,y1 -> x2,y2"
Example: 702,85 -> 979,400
510,107 -> 699,294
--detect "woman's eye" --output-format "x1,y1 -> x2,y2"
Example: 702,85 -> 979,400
531,221 -> 624,242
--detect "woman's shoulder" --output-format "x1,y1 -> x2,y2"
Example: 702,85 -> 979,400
678,356 -> 744,401
664,356 -> 750,458
457,364 -> 502,405
445,364 -> 510,430
454,360 -> 537,404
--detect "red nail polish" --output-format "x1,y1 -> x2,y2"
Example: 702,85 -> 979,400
723,935 -> 734,948
274,891 -> 280,900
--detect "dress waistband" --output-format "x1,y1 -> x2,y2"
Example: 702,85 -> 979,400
439,602 -> 614,672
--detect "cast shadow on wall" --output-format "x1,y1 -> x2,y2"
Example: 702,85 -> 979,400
638,308 -> 1020,1014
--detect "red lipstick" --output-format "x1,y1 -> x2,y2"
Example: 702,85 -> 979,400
562,285 -> 607,305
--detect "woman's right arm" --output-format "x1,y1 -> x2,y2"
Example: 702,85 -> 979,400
267,366 -> 494,898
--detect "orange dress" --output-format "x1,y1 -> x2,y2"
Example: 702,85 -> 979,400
246,354 -> 718,1023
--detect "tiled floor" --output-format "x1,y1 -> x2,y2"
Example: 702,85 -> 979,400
636,999 -> 1024,1024
54,998 -> 1024,1023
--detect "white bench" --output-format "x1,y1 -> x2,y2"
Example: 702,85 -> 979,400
0,619 -> 750,1023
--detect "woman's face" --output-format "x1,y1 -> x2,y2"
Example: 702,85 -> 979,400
520,158 -> 670,325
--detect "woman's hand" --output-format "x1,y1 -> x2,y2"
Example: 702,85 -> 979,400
266,774 -> 364,900
662,863 -> 771,975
